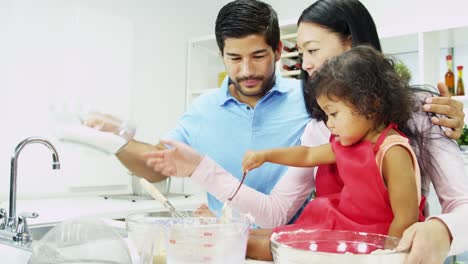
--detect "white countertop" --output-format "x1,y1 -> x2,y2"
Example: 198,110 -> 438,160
0,193 -> 204,264
0,193 -> 273,264
0,193 -> 206,226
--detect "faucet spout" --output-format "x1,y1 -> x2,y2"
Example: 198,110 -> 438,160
7,137 -> 60,232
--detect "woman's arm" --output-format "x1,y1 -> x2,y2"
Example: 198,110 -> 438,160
190,121 -> 329,227
242,144 -> 335,172
397,110 -> 468,263
381,145 -> 419,238
424,122 -> 468,255
192,157 -> 316,227
145,140 -> 317,227
145,120 -> 328,227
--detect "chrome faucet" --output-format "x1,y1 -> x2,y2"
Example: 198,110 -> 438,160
1,137 -> 60,243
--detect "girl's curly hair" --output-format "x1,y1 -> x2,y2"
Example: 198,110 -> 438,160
305,45 -> 415,129
304,45 -> 452,195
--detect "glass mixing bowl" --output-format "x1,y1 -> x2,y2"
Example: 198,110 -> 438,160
270,229 -> 407,264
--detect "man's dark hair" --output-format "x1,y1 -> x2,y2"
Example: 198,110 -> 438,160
215,0 -> 280,54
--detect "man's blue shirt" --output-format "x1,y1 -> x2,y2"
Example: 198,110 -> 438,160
167,73 -> 311,215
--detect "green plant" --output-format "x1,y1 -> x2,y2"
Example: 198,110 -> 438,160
457,125 -> 468,145
394,61 -> 412,83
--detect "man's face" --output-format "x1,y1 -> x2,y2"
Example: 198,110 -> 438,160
222,34 -> 281,97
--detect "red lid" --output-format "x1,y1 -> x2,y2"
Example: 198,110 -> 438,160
447,55 -> 453,60
458,65 -> 464,70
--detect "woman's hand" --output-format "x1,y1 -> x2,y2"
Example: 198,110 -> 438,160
396,219 -> 451,264
423,82 -> 465,140
242,150 -> 268,173
144,139 -> 203,177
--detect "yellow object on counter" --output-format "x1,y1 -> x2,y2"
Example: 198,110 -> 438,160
218,71 -> 228,87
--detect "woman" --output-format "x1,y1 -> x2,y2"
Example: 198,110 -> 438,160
146,0 -> 468,262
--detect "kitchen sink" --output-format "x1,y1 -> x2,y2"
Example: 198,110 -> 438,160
0,223 -> 57,251
0,221 -> 127,252
114,210 -> 197,222
28,223 -> 57,241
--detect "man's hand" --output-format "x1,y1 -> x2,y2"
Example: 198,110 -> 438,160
56,112 -> 135,155
83,112 -> 135,140
242,150 -> 268,173
423,82 -> 465,140
396,219 -> 452,264
144,139 -> 203,177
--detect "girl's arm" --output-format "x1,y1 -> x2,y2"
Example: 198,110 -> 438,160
189,121 -> 329,228
382,145 -> 420,238
242,144 -> 335,172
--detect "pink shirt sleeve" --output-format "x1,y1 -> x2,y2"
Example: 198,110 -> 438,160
411,110 -> 468,255
190,120 -> 330,228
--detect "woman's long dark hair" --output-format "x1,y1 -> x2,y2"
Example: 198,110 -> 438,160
298,0 -> 381,52
307,45 -> 452,195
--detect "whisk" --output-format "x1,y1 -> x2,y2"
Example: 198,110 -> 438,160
221,170 -> 248,221
139,178 -> 191,218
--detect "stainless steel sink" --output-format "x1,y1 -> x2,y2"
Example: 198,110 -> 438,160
28,223 -> 57,241
0,222 -> 127,251
114,210 -> 197,222
0,223 -> 57,251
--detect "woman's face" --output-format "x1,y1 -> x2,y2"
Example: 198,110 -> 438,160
297,22 -> 352,77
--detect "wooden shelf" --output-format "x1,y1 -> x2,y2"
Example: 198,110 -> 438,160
281,70 -> 301,77
281,33 -> 297,40
281,51 -> 299,58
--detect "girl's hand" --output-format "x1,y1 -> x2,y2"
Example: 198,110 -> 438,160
242,150 -> 268,172
144,139 -> 203,177
423,82 -> 465,140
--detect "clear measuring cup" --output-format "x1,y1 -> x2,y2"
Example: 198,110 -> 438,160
166,214 -> 251,264
126,212 -> 183,264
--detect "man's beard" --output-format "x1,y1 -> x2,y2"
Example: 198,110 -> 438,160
230,68 -> 276,97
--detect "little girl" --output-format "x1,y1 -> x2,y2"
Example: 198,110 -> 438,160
244,45 -> 428,260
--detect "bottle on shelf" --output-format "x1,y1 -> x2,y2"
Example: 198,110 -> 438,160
445,55 -> 455,96
456,65 -> 464,96
282,39 -> 297,52
282,57 -> 300,71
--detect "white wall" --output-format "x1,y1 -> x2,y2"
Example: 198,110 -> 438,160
261,0 -> 468,38
0,0 -> 223,201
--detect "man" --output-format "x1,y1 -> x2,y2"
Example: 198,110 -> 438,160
89,0 -> 310,216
